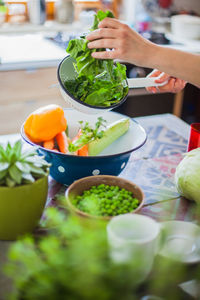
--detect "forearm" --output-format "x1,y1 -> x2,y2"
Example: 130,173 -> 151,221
142,44 -> 200,87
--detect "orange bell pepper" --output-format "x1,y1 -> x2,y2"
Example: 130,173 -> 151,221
24,104 -> 67,143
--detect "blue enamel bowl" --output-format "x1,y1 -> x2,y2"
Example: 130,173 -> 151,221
21,109 -> 147,186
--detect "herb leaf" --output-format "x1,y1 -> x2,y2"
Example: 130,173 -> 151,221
68,117 -> 107,152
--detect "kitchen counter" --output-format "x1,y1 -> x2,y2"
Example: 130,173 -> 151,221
0,21 -> 84,35
0,33 -> 67,71
0,23 -> 200,72
0,21 -> 89,71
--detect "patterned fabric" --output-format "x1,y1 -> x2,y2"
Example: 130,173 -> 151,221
120,125 -> 188,206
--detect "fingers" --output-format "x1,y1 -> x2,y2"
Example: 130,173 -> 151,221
157,78 -> 175,92
91,50 -> 117,60
146,70 -> 187,94
87,28 -> 116,41
146,70 -> 169,93
98,17 -> 123,29
173,78 -> 187,93
155,72 -> 171,84
146,78 -> 176,93
146,87 -> 157,93
88,38 -> 118,50
147,69 -> 162,78
146,70 -> 161,92
147,69 -> 171,83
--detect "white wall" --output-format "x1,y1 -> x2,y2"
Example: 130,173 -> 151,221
174,0 -> 200,14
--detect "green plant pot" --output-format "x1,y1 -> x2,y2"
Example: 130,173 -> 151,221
0,176 -> 48,241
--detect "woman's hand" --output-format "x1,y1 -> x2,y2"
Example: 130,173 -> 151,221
86,17 -> 200,87
146,70 -> 187,93
86,17 -> 155,66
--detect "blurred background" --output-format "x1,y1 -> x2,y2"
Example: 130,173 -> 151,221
0,0 -> 200,134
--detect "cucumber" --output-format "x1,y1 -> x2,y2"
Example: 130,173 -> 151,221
88,118 -> 130,156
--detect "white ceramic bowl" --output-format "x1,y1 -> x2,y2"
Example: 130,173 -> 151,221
171,15 -> 200,40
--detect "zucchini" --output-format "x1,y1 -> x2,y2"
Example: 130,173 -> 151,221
88,118 -> 130,156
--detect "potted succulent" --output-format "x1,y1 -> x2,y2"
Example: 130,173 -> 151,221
0,140 -> 50,240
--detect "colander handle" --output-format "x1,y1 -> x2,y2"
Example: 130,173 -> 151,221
127,76 -> 168,89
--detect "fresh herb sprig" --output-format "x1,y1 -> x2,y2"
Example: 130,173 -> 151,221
68,117 -> 107,152
0,140 -> 50,187
65,10 -> 128,107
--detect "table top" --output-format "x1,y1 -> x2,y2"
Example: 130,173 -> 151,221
0,113 -> 198,300
0,113 -> 193,224
46,113 -> 194,223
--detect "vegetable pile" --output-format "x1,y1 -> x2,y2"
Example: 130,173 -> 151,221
0,140 -> 50,187
175,148 -> 200,202
72,184 -> 139,217
65,10 -> 129,107
24,105 -> 130,156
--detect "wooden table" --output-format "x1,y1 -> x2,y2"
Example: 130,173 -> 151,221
0,113 -> 198,299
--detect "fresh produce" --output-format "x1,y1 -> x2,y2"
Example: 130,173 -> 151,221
68,117 -> 106,153
78,144 -> 89,156
0,140 -> 50,187
55,131 -> 69,154
174,148 -> 200,202
24,104 -> 67,143
43,139 -> 55,150
24,105 -> 130,156
72,184 -> 139,217
88,118 -> 130,156
65,10 -> 129,107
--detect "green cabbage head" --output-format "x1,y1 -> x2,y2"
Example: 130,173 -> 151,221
175,148 -> 200,202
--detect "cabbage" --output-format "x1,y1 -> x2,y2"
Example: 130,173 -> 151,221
174,148 -> 200,202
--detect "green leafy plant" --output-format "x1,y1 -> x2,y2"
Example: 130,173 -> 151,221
4,206 -> 200,300
0,140 -> 50,187
65,10 -> 129,107
4,207 -> 143,300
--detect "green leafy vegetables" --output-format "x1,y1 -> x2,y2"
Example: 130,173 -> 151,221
68,117 -> 107,152
175,148 -> 200,203
65,10 -> 129,107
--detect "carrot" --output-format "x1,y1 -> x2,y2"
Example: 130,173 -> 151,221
55,131 -> 69,154
52,148 -> 59,152
78,144 -> 89,156
43,138 -> 55,150
69,129 -> 81,155
72,129 -> 82,142
71,129 -> 89,156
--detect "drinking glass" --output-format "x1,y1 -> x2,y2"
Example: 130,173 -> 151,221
187,123 -> 200,152
107,214 -> 160,284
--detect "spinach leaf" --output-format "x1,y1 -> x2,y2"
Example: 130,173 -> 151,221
65,10 -> 128,107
